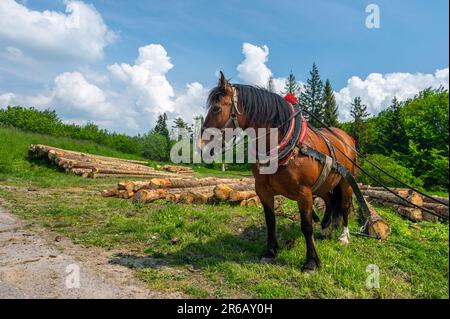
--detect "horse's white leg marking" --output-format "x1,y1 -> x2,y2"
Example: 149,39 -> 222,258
339,226 -> 350,245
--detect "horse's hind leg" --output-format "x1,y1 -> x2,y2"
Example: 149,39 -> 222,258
320,194 -> 333,237
338,183 -> 353,245
298,188 -> 321,271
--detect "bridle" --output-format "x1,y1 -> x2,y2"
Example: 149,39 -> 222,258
201,86 -> 241,135
218,86 -> 241,132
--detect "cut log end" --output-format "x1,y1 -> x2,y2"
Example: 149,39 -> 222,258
366,203 -> 390,241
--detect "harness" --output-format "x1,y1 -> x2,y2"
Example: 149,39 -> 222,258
212,88 -> 378,236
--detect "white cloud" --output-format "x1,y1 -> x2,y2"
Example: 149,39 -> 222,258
335,68 -> 449,121
108,44 -> 175,115
0,0 -> 115,62
173,82 -> 209,120
237,43 -> 273,86
0,93 -> 16,108
0,44 -> 209,134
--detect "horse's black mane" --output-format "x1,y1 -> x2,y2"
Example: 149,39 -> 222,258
207,84 -> 292,135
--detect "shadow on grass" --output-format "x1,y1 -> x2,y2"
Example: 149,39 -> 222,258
110,223 -> 306,270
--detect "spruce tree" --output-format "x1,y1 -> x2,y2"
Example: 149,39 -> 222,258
172,117 -> 190,131
300,62 -> 324,127
154,113 -> 169,138
350,97 -> 370,152
281,71 -> 301,98
322,79 -> 339,127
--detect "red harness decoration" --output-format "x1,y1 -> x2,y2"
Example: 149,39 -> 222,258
276,94 -> 308,166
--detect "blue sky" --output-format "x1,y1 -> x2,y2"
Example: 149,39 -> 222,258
0,0 -> 448,133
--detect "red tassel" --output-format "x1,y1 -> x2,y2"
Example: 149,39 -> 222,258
284,93 -> 298,104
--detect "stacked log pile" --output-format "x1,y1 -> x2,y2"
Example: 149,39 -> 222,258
28,144 -> 190,179
100,176 -> 262,206
360,185 -> 448,222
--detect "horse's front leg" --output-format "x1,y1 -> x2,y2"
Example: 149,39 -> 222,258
259,194 -> 278,264
298,188 -> 321,271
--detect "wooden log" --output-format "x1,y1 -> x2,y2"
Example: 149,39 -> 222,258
186,190 -> 216,204
117,181 -> 153,193
213,183 -> 255,201
229,190 -> 257,202
361,189 -> 423,207
164,193 -> 185,203
423,195 -> 449,205
133,189 -> 166,203
90,173 -> 174,179
117,190 -> 135,199
422,202 -> 449,218
240,196 -> 261,207
148,177 -> 254,189
365,202 -> 391,240
91,167 -> 163,176
99,189 -> 118,197
30,144 -> 149,166
157,164 -> 194,173
365,197 -> 422,222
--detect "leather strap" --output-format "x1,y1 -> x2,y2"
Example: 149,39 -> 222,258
298,144 -> 370,218
311,155 -> 333,193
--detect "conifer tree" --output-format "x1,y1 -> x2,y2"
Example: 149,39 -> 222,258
322,79 -> 339,127
154,113 -> 169,139
300,62 -> 324,127
281,71 -> 301,98
350,97 -> 370,152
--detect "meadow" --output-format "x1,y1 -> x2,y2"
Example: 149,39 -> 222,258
0,126 -> 448,298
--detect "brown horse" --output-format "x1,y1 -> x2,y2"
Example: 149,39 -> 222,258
200,72 -> 357,271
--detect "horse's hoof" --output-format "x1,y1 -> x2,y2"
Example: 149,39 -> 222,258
303,259 -> 320,272
339,232 -> 350,245
260,257 -> 276,264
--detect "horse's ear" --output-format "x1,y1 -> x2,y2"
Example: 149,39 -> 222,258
218,71 -> 229,89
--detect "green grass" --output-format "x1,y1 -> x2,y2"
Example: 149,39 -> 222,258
0,126 -> 448,298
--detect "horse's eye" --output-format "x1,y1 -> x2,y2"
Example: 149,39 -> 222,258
212,106 -> 221,114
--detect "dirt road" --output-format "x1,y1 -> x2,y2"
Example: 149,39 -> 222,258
0,205 -> 177,299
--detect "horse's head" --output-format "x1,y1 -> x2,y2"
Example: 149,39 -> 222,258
198,71 -> 246,150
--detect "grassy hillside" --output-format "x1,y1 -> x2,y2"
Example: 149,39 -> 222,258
0,127 -> 448,298
0,126 -> 147,186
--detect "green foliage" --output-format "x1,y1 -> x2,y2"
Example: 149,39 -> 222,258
349,97 -> 370,153
322,79 -> 339,127
0,126 -> 145,184
281,71 -> 301,98
358,154 -> 424,189
0,106 -> 175,162
142,131 -> 170,161
348,88 -> 449,190
300,62 -> 324,127
154,113 -> 170,138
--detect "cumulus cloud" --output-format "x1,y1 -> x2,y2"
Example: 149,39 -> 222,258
237,43 -> 273,86
0,44 -> 208,134
108,44 -> 175,114
335,68 -> 449,121
235,43 -> 295,95
0,0 -> 115,62
173,82 -> 209,120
